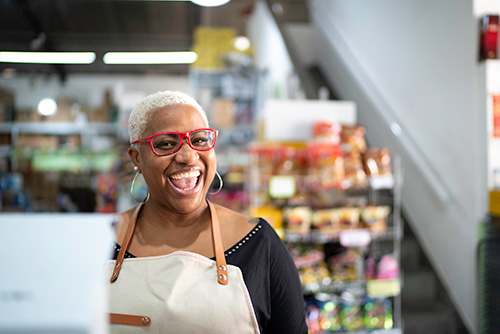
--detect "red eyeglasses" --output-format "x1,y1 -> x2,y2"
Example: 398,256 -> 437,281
132,128 -> 218,156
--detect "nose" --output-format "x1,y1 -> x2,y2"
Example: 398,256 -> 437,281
174,137 -> 199,164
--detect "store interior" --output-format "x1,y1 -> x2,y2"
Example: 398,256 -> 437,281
1,1 -> 500,334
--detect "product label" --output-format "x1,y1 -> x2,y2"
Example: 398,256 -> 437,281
269,175 -> 296,198
493,95 -> 500,137
339,229 -> 371,247
367,279 -> 401,298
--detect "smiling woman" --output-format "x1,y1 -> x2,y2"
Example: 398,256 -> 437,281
107,90 -> 308,334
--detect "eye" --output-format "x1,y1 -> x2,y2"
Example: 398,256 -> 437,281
152,134 -> 179,151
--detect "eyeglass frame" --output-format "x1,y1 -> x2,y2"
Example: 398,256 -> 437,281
131,128 -> 219,157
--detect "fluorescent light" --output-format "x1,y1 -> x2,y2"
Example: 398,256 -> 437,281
191,0 -> 230,7
103,51 -> 198,64
0,51 -> 96,64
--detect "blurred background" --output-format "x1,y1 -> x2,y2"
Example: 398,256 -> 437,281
1,0 -> 499,333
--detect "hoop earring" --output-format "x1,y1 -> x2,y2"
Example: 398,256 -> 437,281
208,171 -> 223,196
130,169 -> 150,204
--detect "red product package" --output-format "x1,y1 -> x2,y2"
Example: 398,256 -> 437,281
480,15 -> 499,60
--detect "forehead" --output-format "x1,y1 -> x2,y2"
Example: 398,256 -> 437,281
146,104 -> 207,134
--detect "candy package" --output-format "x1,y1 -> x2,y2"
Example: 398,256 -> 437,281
283,206 -> 312,233
363,147 -> 392,177
341,125 -> 367,153
313,121 -> 342,144
343,152 -> 368,189
312,209 -> 340,235
306,143 -> 344,190
360,205 -> 391,234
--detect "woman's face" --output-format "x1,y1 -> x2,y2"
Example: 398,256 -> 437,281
129,104 -> 216,214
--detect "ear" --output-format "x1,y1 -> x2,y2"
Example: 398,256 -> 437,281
128,147 -> 141,169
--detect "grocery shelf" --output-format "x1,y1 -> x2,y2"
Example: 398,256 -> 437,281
0,122 -> 119,135
285,226 -> 400,244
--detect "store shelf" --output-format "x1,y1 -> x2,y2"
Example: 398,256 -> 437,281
0,122 -> 119,135
284,226 -> 400,244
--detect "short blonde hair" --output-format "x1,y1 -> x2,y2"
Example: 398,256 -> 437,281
128,90 -> 209,144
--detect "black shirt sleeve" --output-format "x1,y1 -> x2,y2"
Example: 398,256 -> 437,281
225,220 -> 308,334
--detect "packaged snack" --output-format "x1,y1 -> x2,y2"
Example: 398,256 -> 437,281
248,143 -> 280,184
275,144 -> 307,176
333,207 -> 361,230
292,246 -> 325,269
319,296 -> 342,332
363,147 -> 392,177
341,124 -> 367,153
360,206 -> 391,234
341,298 -> 365,331
306,143 -> 344,190
343,152 -> 368,189
299,264 -> 330,287
313,121 -> 342,144
312,209 -> 340,235
328,248 -> 364,281
376,254 -> 399,279
364,298 -> 393,330
283,206 -> 312,233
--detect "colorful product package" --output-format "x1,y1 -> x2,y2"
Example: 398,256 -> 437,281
283,206 -> 312,233
306,143 -> 345,190
364,298 -> 393,330
360,205 -> 391,234
341,124 -> 367,153
312,209 -> 340,235
363,147 -> 392,177
343,152 -> 368,189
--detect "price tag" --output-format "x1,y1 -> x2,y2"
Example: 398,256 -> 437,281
269,176 -> 295,198
339,229 -> 371,247
367,278 -> 401,298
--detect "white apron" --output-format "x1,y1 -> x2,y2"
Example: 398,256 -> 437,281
106,201 -> 260,334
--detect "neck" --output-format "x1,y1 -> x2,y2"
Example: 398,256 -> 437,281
135,199 -> 212,243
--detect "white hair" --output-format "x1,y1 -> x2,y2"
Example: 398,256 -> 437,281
128,90 -> 209,144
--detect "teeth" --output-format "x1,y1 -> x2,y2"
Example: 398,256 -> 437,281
170,171 -> 200,180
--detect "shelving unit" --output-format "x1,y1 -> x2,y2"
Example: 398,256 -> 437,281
247,142 -> 403,334
0,121 -> 122,212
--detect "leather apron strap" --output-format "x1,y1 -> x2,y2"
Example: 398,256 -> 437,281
109,199 -> 228,285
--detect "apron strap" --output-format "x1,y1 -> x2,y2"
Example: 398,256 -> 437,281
207,200 -> 229,285
110,203 -> 143,283
110,200 -> 228,285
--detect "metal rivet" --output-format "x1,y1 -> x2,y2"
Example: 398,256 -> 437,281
142,317 -> 149,325
219,264 -> 226,271
219,274 -> 227,281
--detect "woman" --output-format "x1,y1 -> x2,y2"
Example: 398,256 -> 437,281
107,90 -> 308,334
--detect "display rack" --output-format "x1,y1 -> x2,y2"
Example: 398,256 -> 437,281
247,144 -> 403,334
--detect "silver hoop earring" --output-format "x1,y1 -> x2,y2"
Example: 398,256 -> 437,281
208,171 -> 223,196
130,170 -> 150,204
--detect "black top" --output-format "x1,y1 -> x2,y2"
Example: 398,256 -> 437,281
112,219 -> 308,334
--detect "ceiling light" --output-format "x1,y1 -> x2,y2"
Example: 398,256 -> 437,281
37,98 -> 58,116
103,51 -> 198,64
232,36 -> 251,52
191,0 -> 230,7
0,51 -> 96,64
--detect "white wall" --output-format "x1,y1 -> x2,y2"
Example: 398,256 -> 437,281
246,0 -> 296,101
309,0 -> 482,332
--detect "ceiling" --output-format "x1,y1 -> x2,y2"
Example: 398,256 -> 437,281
0,0 -> 308,80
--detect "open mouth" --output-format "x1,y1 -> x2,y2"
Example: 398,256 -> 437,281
168,170 -> 202,194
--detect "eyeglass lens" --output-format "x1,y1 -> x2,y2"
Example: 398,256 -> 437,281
151,129 -> 216,155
